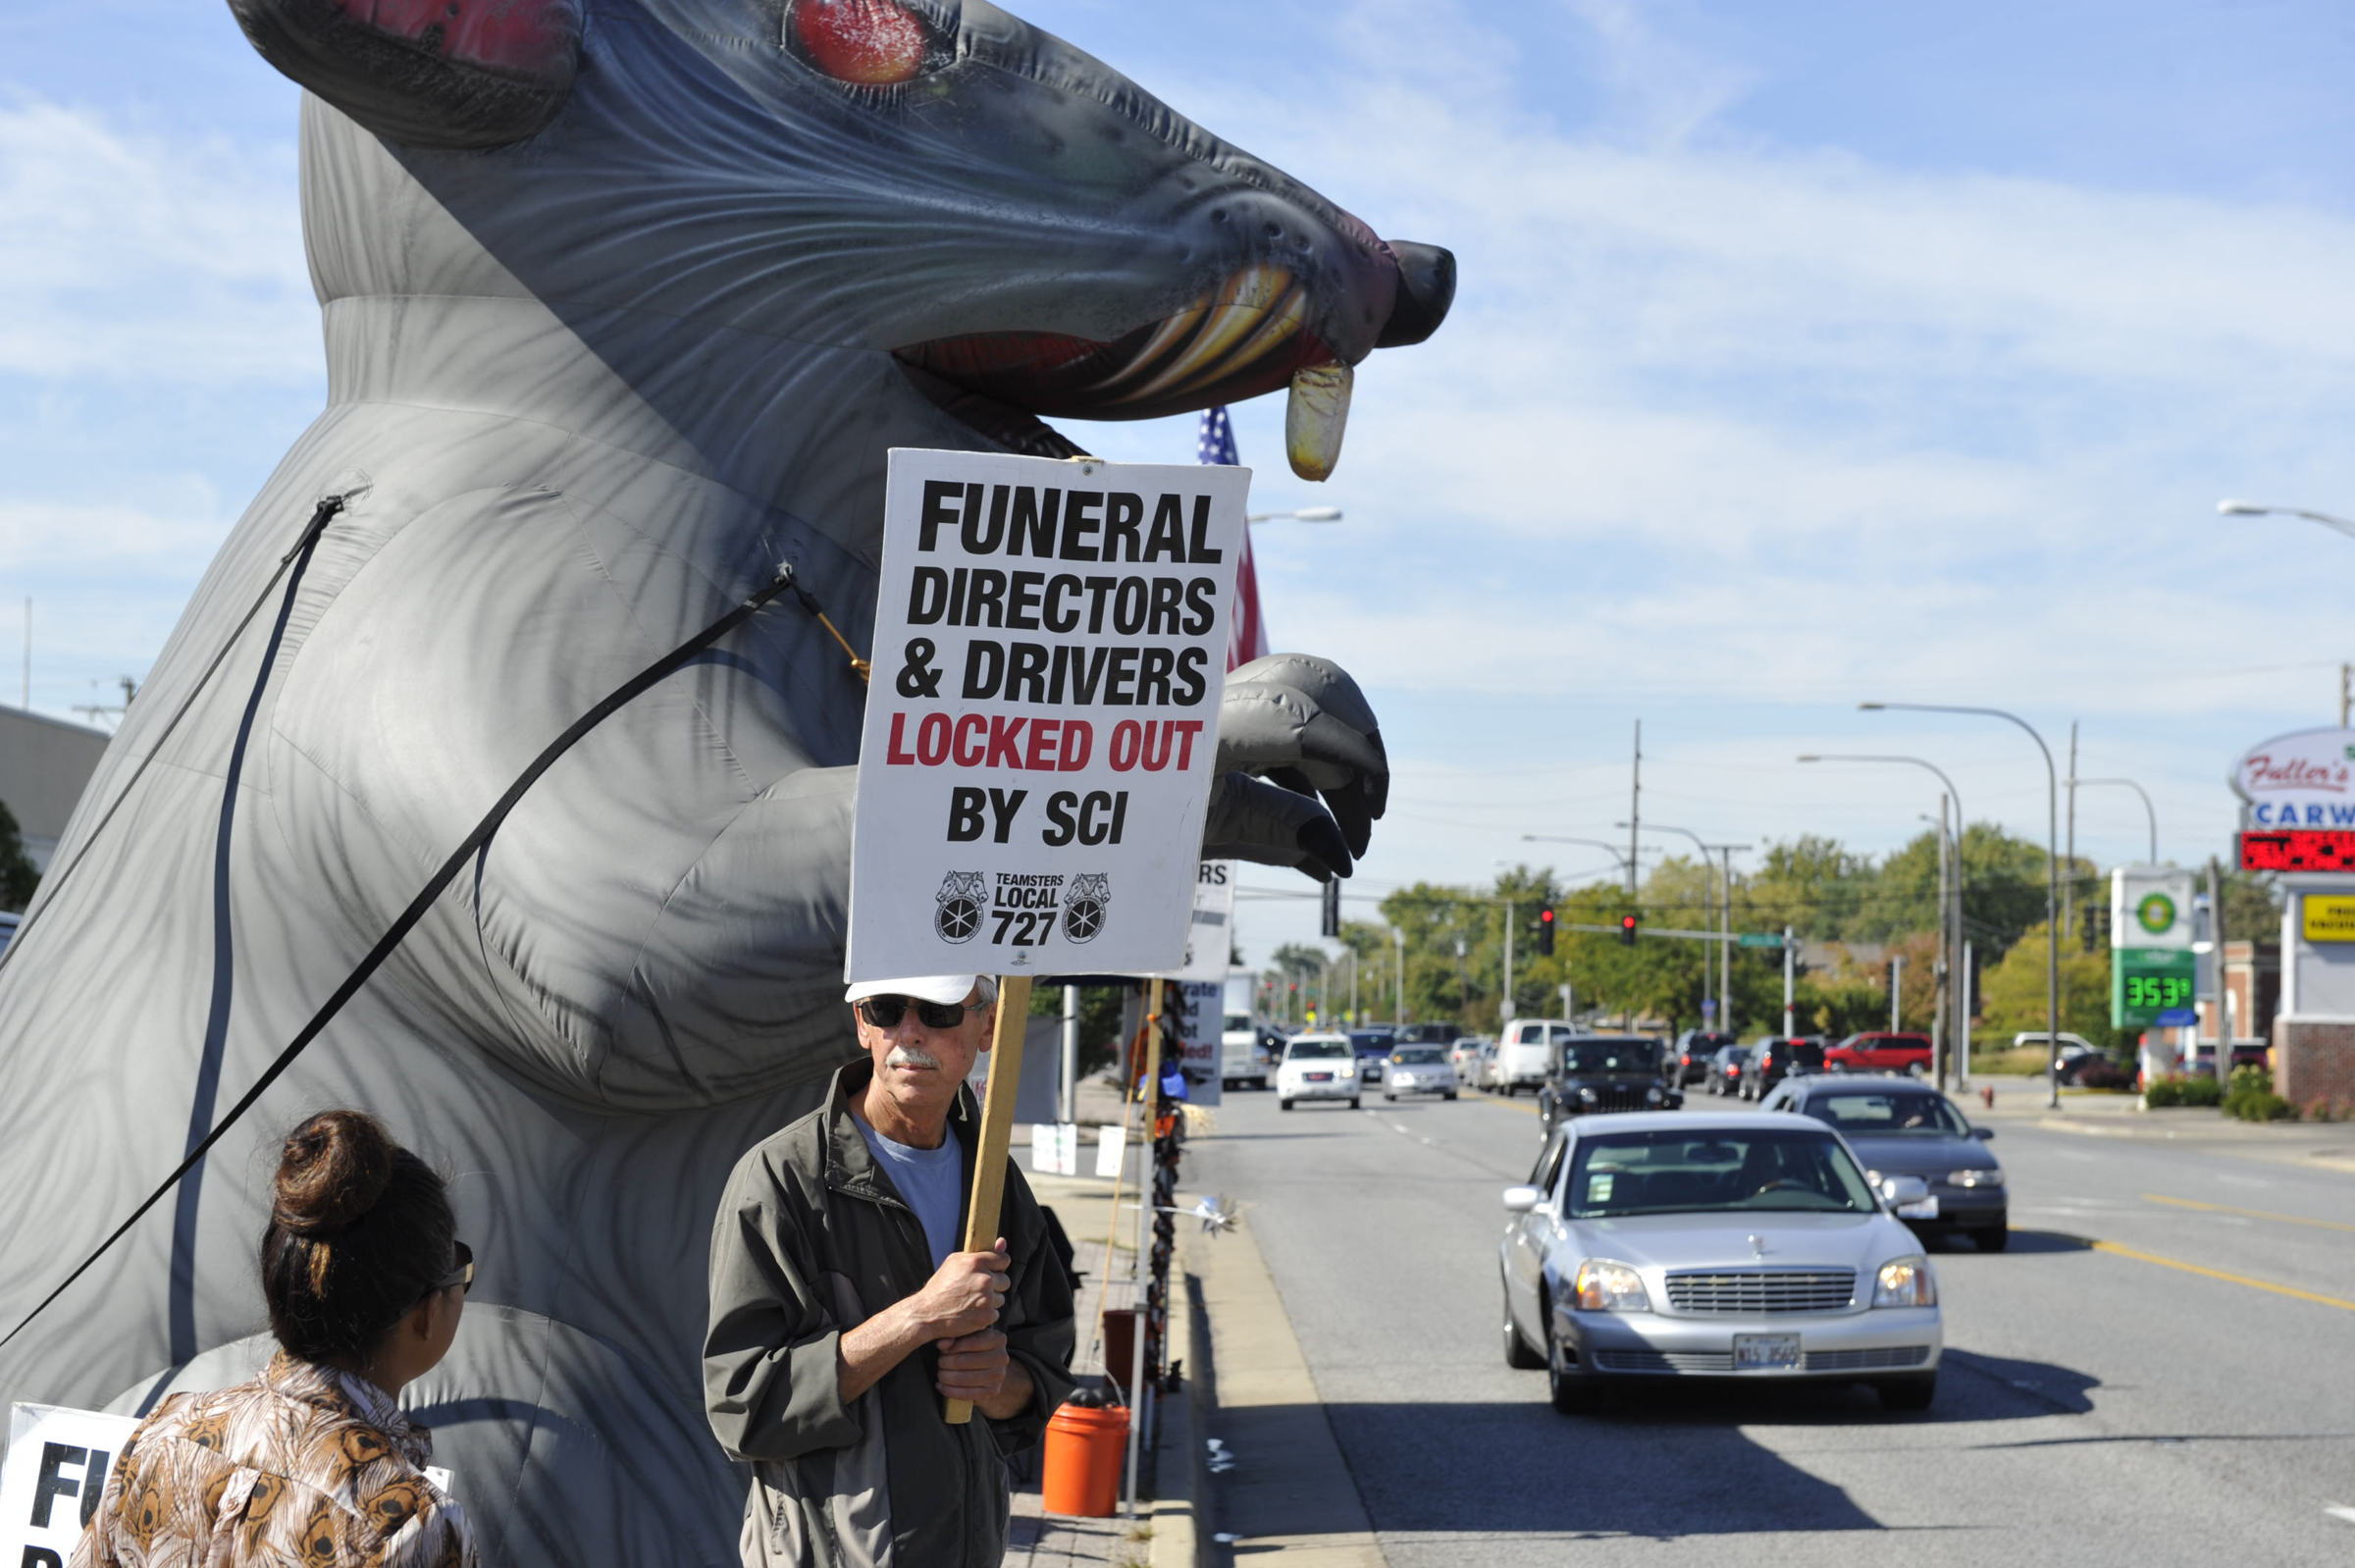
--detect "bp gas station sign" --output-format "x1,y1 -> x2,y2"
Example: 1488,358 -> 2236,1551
2111,866 -> 2196,1029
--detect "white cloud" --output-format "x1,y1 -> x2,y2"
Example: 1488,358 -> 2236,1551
0,498 -> 233,577
0,94 -> 313,383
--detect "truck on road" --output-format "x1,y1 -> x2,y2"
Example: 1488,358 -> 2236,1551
1221,968 -> 1278,1090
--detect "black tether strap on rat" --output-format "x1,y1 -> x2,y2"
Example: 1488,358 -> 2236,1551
0,496 -> 346,980
0,556 -> 813,1351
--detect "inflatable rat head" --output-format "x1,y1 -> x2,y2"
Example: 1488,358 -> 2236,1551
0,3 -> 1447,1561
239,0 -> 1453,491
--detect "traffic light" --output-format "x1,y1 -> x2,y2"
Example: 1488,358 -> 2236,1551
1320,878 -> 1341,939
1619,913 -> 1638,946
1538,906 -> 1556,957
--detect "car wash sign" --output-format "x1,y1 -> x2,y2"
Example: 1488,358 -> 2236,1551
847,449 -> 1248,981
2231,728 -> 2355,829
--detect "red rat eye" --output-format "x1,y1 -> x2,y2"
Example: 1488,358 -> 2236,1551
794,0 -> 930,85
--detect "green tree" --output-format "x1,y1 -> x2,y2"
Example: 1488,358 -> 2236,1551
2220,871 -> 2282,943
0,800 -> 36,913
1739,836 -> 1874,940
1978,919 -> 2115,1043
1335,919 -> 1396,1023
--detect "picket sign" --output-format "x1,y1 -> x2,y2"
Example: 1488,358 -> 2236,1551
845,449 -> 1247,983
3,1404 -> 137,1564
844,449 -> 1247,1422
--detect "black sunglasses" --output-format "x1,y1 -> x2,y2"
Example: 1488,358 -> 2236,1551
858,995 -> 985,1031
422,1240 -> 474,1302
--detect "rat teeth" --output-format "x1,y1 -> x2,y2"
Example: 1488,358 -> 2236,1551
1285,362 -> 1352,482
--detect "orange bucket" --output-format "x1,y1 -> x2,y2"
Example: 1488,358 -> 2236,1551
1041,1395 -> 1129,1517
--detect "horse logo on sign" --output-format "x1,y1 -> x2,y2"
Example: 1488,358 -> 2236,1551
935,872 -> 985,944
1062,874 -> 1111,943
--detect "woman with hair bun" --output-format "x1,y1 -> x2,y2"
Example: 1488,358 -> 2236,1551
73,1111 -> 479,1567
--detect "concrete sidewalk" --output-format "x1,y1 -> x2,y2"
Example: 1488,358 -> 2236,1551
1964,1073 -> 2355,1170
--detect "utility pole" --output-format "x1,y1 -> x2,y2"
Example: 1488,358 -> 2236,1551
1953,810 -> 1966,1089
1889,955 -> 1904,1030
2343,663 -> 2351,728
1060,985 -> 1079,1124
2064,720 -> 2078,941
1782,925 -> 1796,1037
1500,899 -> 1515,1023
1628,720 -> 1642,898
1721,847 -> 1738,1034
1934,795 -> 1951,1088
19,597 -> 27,709
1349,947 -> 1359,1024
2209,859 -> 2228,1089
1393,926 -> 1406,1024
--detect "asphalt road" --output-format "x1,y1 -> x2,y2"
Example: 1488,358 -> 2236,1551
1185,1078 -> 2355,1566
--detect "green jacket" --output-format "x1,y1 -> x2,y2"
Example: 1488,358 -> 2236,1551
704,1061 -> 1076,1568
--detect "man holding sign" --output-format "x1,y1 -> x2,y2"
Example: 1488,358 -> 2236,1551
703,973 -> 1074,1568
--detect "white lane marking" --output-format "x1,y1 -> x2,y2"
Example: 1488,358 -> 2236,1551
2325,1505 -> 2355,1525
2049,1150 -> 2098,1162
2216,1174 -> 2274,1189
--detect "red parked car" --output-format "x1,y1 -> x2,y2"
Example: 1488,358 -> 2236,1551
1825,1031 -> 1932,1075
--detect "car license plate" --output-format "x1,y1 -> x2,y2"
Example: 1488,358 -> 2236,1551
1897,1197 -> 1939,1219
1305,1071 -> 1332,1081
1734,1333 -> 1802,1371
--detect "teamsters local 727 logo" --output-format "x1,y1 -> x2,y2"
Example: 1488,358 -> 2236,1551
934,870 -> 1110,947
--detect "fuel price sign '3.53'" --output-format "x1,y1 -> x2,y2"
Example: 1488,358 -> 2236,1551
845,448 -> 1248,982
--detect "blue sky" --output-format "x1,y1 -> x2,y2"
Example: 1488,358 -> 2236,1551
5,0 -> 2353,973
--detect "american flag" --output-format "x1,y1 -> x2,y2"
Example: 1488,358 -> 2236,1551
1198,405 -> 1269,671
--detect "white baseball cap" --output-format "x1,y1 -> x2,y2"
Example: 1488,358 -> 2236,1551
843,975 -> 993,1007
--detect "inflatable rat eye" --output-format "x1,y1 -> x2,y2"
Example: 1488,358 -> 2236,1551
791,0 -> 935,85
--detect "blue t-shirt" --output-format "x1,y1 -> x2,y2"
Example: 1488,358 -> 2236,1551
854,1117 -> 966,1269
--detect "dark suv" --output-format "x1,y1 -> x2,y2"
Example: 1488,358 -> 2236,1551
1671,1029 -> 1736,1087
1537,1036 -> 1681,1135
1742,1036 -> 1824,1100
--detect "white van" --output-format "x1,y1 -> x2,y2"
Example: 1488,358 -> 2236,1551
1491,1019 -> 1580,1096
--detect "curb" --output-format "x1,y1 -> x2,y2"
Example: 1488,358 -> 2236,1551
1148,1267 -> 1208,1568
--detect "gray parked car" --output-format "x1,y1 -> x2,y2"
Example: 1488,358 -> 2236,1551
1758,1075 -> 2007,1250
1499,1112 -> 1943,1413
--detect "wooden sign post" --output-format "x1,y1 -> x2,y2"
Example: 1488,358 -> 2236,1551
945,971 -> 1033,1425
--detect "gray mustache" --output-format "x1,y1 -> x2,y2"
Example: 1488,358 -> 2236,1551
886,1045 -> 945,1071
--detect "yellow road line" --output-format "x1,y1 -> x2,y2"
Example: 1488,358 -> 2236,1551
2142,1191 -> 2355,1234
1470,1089 -> 1539,1117
2088,1238 -> 2355,1313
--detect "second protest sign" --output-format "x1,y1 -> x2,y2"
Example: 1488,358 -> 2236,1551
847,449 -> 1248,981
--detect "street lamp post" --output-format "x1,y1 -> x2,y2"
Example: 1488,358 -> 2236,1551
1245,507 -> 1343,523
1861,703 -> 2063,1108
2222,500 -> 2355,720
1520,834 -> 1639,878
1799,754 -> 1967,1087
2073,776 -> 2159,865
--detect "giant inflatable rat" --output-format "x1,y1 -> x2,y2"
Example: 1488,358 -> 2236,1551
0,2 -> 1451,1559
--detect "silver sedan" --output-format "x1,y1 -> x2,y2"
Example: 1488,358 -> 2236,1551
1383,1045 -> 1460,1101
1498,1111 -> 1942,1412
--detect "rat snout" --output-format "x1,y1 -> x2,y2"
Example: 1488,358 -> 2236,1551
1376,241 -> 1457,349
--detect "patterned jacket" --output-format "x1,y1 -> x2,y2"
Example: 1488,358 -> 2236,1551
70,1350 -> 477,1568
